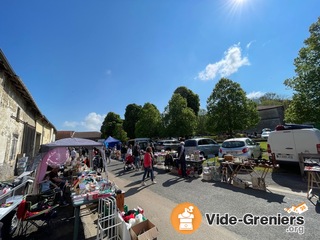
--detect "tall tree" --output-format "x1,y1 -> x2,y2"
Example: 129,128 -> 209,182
135,103 -> 162,138
284,17 -> 320,125
207,78 -> 260,136
195,109 -> 209,136
123,104 -> 142,139
163,93 -> 197,138
174,86 -> 200,116
100,112 -> 126,140
258,92 -> 291,109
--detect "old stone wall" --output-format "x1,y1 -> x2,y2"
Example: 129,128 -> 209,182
0,72 -> 35,180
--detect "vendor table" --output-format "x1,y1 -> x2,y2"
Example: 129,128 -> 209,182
220,161 -> 272,191
185,159 -> 205,175
0,195 -> 23,221
304,166 -> 320,201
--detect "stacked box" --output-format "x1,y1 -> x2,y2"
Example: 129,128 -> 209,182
130,219 -> 159,240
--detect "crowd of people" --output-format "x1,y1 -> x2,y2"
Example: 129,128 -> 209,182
119,139 -> 187,186
40,139 -> 187,201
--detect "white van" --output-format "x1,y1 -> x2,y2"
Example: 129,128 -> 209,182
267,125 -> 320,163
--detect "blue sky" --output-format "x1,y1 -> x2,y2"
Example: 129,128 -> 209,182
1,0 -> 319,132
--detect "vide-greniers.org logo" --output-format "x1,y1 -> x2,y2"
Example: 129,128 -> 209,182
205,213 -> 305,235
206,213 -> 304,226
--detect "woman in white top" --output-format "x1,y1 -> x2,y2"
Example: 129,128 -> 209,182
127,144 -> 133,156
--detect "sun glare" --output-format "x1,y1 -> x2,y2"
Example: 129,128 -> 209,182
220,0 -> 251,20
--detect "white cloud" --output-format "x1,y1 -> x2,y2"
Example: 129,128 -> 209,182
246,91 -> 265,99
63,112 -> 105,131
63,121 -> 80,128
197,43 -> 250,81
246,40 -> 255,49
84,112 -> 105,131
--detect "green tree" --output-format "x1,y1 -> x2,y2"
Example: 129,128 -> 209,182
174,86 -> 200,116
135,103 -> 162,138
123,104 -> 142,139
207,78 -> 260,136
258,92 -> 290,109
284,17 -> 320,125
113,124 -> 128,143
163,93 -> 197,138
195,109 -> 209,136
100,112 -> 126,140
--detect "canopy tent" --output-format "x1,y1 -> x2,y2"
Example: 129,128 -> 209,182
31,138 -> 106,194
104,136 -> 121,148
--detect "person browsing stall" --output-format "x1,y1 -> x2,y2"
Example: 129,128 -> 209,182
178,141 -> 187,178
141,147 -> 156,186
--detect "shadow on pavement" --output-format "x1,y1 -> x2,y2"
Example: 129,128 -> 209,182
10,204 -> 88,240
213,181 -> 286,203
271,164 -> 307,194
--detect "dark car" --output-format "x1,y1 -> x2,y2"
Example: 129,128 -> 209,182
155,139 -> 180,151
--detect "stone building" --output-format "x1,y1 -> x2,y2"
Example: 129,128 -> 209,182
247,105 -> 285,134
0,49 -> 56,180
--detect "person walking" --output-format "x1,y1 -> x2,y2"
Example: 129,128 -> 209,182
141,147 -> 156,186
133,143 -> 141,171
178,141 -> 187,178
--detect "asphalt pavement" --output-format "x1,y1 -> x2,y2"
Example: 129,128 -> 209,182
106,158 -> 320,240
10,158 -> 319,240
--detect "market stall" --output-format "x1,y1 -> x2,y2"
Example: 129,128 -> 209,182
30,138 -> 107,194
219,156 -> 275,191
298,153 -> 320,202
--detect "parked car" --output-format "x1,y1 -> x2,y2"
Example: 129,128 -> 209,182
261,131 -> 271,139
262,128 -> 271,132
219,138 -> 262,159
155,139 -> 180,151
184,138 -> 220,159
127,138 -> 153,151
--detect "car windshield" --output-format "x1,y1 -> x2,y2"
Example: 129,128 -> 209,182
222,141 -> 245,148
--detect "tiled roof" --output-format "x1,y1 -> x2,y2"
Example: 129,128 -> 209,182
73,131 -> 101,139
257,105 -> 283,111
56,131 -> 75,140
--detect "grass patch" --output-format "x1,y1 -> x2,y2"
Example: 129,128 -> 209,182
259,141 -> 267,152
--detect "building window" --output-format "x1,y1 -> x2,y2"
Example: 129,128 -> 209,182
10,134 -> 18,161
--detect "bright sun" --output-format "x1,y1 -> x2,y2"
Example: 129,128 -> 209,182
223,0 -> 249,17
234,0 -> 246,4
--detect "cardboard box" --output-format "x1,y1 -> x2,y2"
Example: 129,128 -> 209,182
130,219 -> 159,240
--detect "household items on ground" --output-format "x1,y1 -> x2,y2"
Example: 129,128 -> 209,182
215,155 -> 277,191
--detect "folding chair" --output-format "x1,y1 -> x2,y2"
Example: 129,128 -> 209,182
16,194 -> 59,236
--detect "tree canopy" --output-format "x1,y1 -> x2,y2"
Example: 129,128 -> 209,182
284,17 -> 320,126
174,86 -> 200,116
163,93 -> 197,138
100,112 -> 127,141
207,78 -> 260,136
135,103 -> 162,138
123,104 -> 142,139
